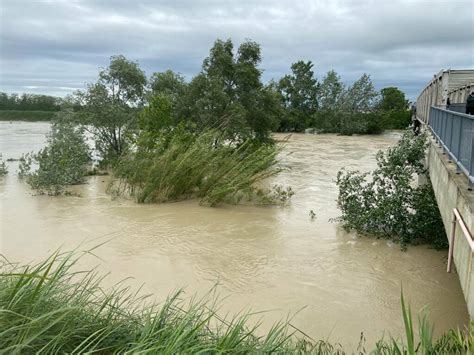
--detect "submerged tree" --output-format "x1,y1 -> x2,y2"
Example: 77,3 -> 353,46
74,55 -> 147,162
338,73 -> 381,134
277,60 -> 319,132
0,154 -> 7,177
378,87 -> 411,129
314,70 -> 345,132
336,130 -> 446,249
18,122 -> 90,195
181,39 -> 281,142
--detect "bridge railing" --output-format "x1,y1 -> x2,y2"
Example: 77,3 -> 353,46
429,106 -> 474,186
447,103 -> 467,114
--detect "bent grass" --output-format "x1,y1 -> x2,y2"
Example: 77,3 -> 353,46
111,130 -> 286,206
0,250 -> 472,354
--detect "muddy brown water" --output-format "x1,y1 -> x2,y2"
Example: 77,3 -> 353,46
0,121 -> 469,349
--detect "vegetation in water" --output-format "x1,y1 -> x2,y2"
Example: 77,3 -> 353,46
0,250 -> 472,354
12,39 -> 413,205
336,129 -> 447,250
18,122 -> 91,195
0,154 -> 8,176
54,39 -> 411,164
73,55 -> 147,162
111,126 -> 285,206
378,87 -> 412,129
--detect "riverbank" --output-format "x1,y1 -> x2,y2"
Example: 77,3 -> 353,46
0,110 -> 56,121
0,251 -> 471,354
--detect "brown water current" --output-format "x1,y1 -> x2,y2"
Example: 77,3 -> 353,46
0,121 -> 469,348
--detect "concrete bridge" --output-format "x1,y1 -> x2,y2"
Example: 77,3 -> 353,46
416,69 -> 474,319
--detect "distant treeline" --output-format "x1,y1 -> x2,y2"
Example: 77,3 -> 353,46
0,92 -> 61,111
0,110 -> 56,121
1,39 -> 411,133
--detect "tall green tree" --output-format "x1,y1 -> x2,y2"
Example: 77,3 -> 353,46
318,70 -> 344,112
149,70 -> 186,103
75,55 -> 147,161
314,70 -> 345,132
379,87 -> 408,111
337,74 -> 381,134
277,61 -> 319,132
182,39 -> 280,142
378,87 -> 411,129
342,73 -> 378,113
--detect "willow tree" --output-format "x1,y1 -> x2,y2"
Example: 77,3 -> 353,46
75,55 -> 147,161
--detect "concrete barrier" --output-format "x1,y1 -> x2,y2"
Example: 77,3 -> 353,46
427,137 -> 474,319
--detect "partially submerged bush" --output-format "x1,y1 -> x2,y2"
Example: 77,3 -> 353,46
0,251 -> 471,353
18,122 -> 90,195
0,154 -> 7,176
336,129 -> 447,249
111,128 -> 285,206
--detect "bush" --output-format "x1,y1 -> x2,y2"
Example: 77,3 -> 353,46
111,128 -> 285,206
314,111 -> 383,135
0,154 -> 7,176
18,122 -> 91,195
336,129 -> 447,249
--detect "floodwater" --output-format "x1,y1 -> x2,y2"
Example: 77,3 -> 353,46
0,121 -> 469,348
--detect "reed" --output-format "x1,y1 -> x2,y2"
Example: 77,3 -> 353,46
0,251 -> 472,354
112,129 -> 284,206
0,251 -> 339,354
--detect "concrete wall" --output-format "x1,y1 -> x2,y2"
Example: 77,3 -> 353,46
427,137 -> 474,319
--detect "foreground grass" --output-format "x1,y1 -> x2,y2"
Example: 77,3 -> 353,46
0,110 -> 56,121
0,251 -> 472,354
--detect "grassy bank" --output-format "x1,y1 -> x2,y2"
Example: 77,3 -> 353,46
0,110 -> 56,121
0,251 -> 472,354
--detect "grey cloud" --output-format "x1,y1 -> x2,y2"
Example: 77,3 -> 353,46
1,0 -> 473,100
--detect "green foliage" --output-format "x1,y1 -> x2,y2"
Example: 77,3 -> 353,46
0,154 -> 7,176
181,39 -> 280,142
136,94 -> 176,151
111,127 -> 283,206
277,61 -> 319,132
0,92 -> 60,111
336,130 -> 447,249
379,87 -> 409,112
379,87 -> 411,129
342,73 -> 378,113
382,108 -> 412,129
275,67 -> 409,135
72,55 -> 147,161
318,70 -> 345,113
18,122 -> 91,195
149,69 -> 186,103
0,251 -> 472,354
0,110 -> 56,121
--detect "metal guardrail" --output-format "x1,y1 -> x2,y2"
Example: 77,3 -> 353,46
429,106 -> 474,186
447,103 -> 467,114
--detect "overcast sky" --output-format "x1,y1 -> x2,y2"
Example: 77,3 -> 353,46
1,0 -> 473,100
